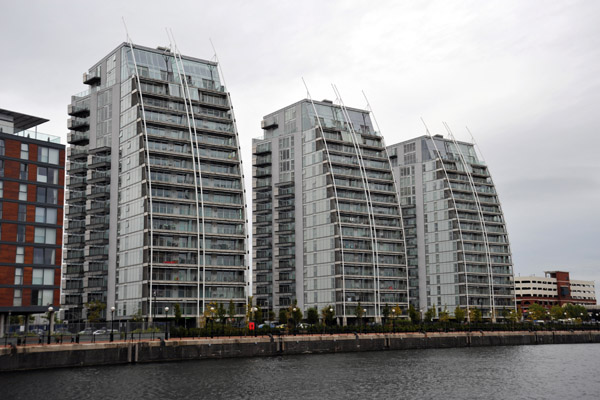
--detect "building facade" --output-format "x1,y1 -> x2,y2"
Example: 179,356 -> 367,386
388,134 -> 515,320
515,270 -> 596,312
62,43 -> 248,323
0,109 -> 65,335
253,99 -> 409,324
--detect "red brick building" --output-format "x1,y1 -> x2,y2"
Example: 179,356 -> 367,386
0,109 -> 64,335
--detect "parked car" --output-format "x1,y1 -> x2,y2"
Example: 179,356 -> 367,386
258,322 -> 276,329
275,324 -> 287,329
78,328 -> 94,335
297,323 -> 311,329
93,329 -> 107,335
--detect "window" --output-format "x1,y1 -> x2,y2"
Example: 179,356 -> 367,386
33,248 -> 55,264
19,184 -> 27,201
38,147 -> 59,164
17,225 -> 26,242
0,139 -> 4,155
31,289 -> 53,306
32,268 -> 54,285
37,167 -> 59,184
21,143 -> 29,159
404,142 -> 416,153
0,181 -> 2,197
15,247 -> 24,263
37,187 -> 58,204
14,267 -> 23,285
35,207 -> 57,224
18,204 -> 27,221
34,227 -> 56,244
0,202 -> 2,219
0,159 -> 3,177
20,163 -> 28,179
13,289 -> 22,307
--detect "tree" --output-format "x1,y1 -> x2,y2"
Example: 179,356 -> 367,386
563,303 -> 588,321
424,307 -> 436,322
527,303 -> 548,321
306,307 -> 319,325
454,306 -> 466,323
439,306 -> 450,323
131,309 -> 144,322
278,308 -> 288,324
382,304 -> 391,323
174,303 -> 182,326
228,300 -> 236,323
321,305 -> 335,326
550,304 -> 563,321
469,308 -> 482,323
288,301 -> 302,326
215,303 -> 226,323
268,311 -> 276,322
408,304 -> 421,323
354,302 -> 364,325
255,306 -> 264,324
85,300 -> 106,323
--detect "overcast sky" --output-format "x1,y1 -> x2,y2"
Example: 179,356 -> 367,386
1,0 -> 598,290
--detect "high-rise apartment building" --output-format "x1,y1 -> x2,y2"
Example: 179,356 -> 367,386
388,134 -> 515,320
62,43 -> 248,323
253,99 -> 408,324
0,109 -> 64,335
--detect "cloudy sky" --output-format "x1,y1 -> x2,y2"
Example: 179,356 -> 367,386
2,1 -> 599,289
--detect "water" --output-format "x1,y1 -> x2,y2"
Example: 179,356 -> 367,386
1,344 -> 599,399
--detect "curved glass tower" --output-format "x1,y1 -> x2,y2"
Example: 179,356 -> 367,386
62,43 -> 248,323
388,134 -> 515,320
253,99 -> 408,324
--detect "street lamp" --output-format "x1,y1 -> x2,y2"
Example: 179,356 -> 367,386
363,308 -> 367,329
47,306 -> 54,345
391,308 -> 396,333
110,306 -> 115,342
165,307 -> 170,340
210,306 -> 215,338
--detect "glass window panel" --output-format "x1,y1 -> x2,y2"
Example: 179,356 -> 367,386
49,149 -> 59,164
32,269 -> 43,285
21,143 -> 29,159
43,269 -> 54,285
16,247 -> 24,263
19,184 -> 27,201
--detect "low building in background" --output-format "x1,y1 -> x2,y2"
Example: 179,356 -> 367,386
0,108 -> 65,337
515,270 -> 596,313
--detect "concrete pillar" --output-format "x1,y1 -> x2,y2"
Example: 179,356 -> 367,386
0,313 -> 5,338
49,311 -> 55,334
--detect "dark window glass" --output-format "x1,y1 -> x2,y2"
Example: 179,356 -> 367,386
17,225 -> 26,242
20,163 -> 28,179
18,204 -> 27,221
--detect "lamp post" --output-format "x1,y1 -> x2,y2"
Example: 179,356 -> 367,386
47,306 -> 54,345
210,306 -> 215,338
165,307 -> 170,340
152,290 -> 157,325
251,307 -> 257,337
110,306 -> 115,342
392,308 -> 396,333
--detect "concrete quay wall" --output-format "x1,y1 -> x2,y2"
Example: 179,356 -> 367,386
2,331 -> 599,372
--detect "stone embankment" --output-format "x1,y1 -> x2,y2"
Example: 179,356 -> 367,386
2,330 -> 599,371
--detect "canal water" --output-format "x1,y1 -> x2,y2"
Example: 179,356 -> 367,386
1,343 -> 598,399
